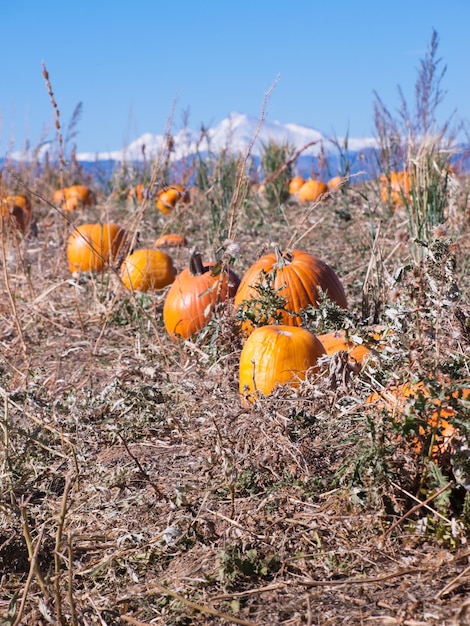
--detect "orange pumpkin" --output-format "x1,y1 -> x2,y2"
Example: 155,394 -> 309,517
366,382 -> 469,459
239,325 -> 326,403
67,223 -> 129,273
327,176 -> 343,192
4,194 -> 32,216
234,248 -> 347,337
155,185 -> 190,214
54,185 -> 96,211
317,330 -> 372,366
0,195 -> 33,235
379,170 -> 411,207
163,251 -> 240,340
296,179 -> 329,202
288,176 -> 305,195
154,233 -> 188,248
120,249 -> 176,292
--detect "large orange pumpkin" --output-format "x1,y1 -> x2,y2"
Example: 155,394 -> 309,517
296,179 -> 329,203
163,252 -> 240,340
234,248 -> 347,336
67,223 -> 129,273
239,325 -> 326,403
155,185 -> 190,214
120,249 -> 176,292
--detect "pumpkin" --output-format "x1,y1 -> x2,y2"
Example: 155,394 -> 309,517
54,185 -> 96,211
379,170 -> 411,207
239,325 -> 326,403
4,194 -> 32,216
154,233 -> 188,248
120,249 -> 176,292
67,223 -> 129,273
0,195 -> 33,235
366,382 -> 469,459
327,176 -> 343,192
317,330 -> 372,367
234,248 -> 347,336
155,185 -> 190,214
288,176 -> 305,195
163,251 -> 240,340
296,179 -> 329,203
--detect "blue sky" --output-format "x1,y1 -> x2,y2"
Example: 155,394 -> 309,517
2,0 -> 469,156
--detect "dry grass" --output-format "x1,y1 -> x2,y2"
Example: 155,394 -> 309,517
1,151 -> 470,626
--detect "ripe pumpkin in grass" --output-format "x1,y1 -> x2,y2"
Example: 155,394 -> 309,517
120,249 -> 176,292
288,175 -> 305,195
54,185 -> 96,211
317,330 -> 372,366
155,185 -> 189,214
234,248 -> 347,337
327,176 -> 343,192
239,325 -> 326,403
67,223 -> 129,273
163,251 -> 240,340
366,381 -> 469,460
4,194 -> 32,216
379,170 -> 411,207
296,179 -> 329,202
154,233 -> 188,248
0,195 -> 34,235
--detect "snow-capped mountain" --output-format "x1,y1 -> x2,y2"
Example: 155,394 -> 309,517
75,112 -> 377,162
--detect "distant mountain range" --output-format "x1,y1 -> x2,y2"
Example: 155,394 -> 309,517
73,112 -> 378,163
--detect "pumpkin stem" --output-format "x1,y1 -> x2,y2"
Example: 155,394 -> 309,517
274,246 -> 293,268
189,250 -> 209,276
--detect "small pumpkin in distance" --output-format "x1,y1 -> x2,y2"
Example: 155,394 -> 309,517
155,185 -> 190,214
239,325 -> 326,404
67,223 -> 129,273
120,249 -> 176,292
327,176 -> 343,192
154,233 -> 188,248
296,179 -> 329,203
163,251 -> 240,340
288,175 -> 305,195
234,248 -> 347,337
54,185 -> 96,211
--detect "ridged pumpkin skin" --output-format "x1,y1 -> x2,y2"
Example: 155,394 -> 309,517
297,179 -> 329,202
163,253 -> 240,340
67,223 -> 128,273
239,325 -> 326,403
120,249 -> 176,292
234,249 -> 347,336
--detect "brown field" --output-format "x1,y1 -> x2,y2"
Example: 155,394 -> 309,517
1,134 -> 470,626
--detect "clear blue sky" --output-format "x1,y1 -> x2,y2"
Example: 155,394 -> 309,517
2,0 -> 469,156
